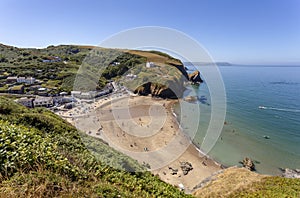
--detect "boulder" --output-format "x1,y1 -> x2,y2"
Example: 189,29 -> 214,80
168,166 -> 178,175
281,168 -> 300,178
241,157 -> 255,171
180,161 -> 193,175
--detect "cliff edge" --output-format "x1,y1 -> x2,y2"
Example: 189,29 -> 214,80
126,50 -> 193,99
193,167 -> 300,198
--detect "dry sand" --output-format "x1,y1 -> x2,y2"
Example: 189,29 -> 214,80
59,95 -> 222,192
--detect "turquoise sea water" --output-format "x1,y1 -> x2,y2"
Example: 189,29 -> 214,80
176,66 -> 300,175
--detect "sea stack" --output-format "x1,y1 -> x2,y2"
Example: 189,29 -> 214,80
188,70 -> 203,84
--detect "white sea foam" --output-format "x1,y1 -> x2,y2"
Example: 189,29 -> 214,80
260,106 -> 300,113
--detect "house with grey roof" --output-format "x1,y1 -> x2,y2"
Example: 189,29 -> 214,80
33,97 -> 53,107
16,97 -> 34,108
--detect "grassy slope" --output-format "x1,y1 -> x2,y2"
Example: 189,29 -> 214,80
123,50 -> 187,98
127,50 -> 182,65
0,44 -> 187,95
0,44 -> 92,92
193,167 -> 300,198
0,97 -> 191,197
127,50 -> 184,82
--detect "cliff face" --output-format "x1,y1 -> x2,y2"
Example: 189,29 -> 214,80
120,50 -> 205,99
188,70 -> 203,84
133,63 -> 204,99
134,81 -> 184,99
126,50 -> 189,99
132,65 -> 188,99
168,62 -> 189,80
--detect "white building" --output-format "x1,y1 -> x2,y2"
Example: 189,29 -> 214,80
17,77 -> 26,83
59,92 -> 68,96
80,92 -> 93,99
33,97 -> 53,107
26,77 -> 36,84
17,77 -> 36,84
146,62 -> 155,68
6,76 -> 18,83
71,91 -> 82,98
126,73 -> 137,79
37,87 -> 47,92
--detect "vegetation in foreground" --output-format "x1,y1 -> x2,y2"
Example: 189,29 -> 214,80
193,167 -> 300,198
0,97 -> 190,197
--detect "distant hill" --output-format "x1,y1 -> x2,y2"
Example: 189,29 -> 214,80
183,62 -> 232,66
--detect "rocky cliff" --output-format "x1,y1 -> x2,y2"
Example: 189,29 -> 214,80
126,50 -> 191,99
132,62 -> 204,99
134,81 -> 184,99
188,70 -> 203,84
168,62 -> 189,80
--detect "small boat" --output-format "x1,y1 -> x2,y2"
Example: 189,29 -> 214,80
263,135 -> 270,139
259,106 -> 267,109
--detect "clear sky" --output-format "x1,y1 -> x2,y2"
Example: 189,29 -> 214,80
1,0 -> 300,64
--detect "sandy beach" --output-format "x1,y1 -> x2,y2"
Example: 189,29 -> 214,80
57,94 -> 222,192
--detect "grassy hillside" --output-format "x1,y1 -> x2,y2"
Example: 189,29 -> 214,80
0,44 -> 93,93
0,44 -> 188,96
193,167 -> 300,198
0,97 -> 191,197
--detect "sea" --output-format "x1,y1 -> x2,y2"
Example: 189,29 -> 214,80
175,65 -> 300,175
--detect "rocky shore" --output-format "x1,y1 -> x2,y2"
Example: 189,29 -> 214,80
281,168 -> 300,178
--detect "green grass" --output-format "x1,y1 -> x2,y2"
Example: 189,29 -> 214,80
193,167 -> 300,198
0,44 -> 188,95
231,176 -> 300,197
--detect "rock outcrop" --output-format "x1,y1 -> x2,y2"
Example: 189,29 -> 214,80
168,62 -> 189,80
134,81 -> 184,99
180,161 -> 193,175
168,166 -> 178,175
188,70 -> 203,84
127,50 -> 204,99
281,168 -> 300,178
241,157 -> 255,171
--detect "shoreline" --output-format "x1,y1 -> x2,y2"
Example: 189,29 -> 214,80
171,101 -> 224,168
56,94 -> 223,192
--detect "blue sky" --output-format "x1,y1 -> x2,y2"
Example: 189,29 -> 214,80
1,0 -> 300,64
